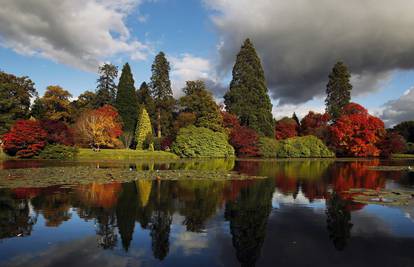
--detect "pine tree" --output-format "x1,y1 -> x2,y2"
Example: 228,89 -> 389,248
179,80 -> 224,132
224,38 -> 274,137
292,112 -> 300,127
96,63 -> 118,107
137,82 -> 156,125
135,107 -> 153,150
150,52 -> 175,138
115,63 -> 138,134
325,61 -> 352,120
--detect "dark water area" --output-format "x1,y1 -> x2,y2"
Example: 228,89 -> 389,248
1,159 -> 414,267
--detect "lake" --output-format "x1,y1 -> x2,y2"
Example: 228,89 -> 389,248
0,159 -> 414,267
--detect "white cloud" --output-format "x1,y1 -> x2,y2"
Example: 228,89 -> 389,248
273,100 -> 325,120
380,87 -> 414,127
0,0 -> 152,72
204,0 -> 414,104
170,53 -> 213,96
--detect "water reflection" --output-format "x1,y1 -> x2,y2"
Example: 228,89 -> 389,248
0,159 -> 414,266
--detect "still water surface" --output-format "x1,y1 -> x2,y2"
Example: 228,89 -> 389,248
1,159 -> 414,267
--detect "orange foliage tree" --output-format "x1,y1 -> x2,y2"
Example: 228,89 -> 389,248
300,111 -> 331,142
75,105 -> 122,149
274,117 -> 298,140
330,103 -> 385,156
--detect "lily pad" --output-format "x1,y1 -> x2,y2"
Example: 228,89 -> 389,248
345,188 -> 414,206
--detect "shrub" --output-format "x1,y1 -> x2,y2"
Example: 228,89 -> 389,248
406,142 -> 414,154
275,136 -> 335,158
258,137 -> 280,158
3,120 -> 47,158
378,132 -> 406,157
229,125 -> 259,157
40,120 -> 74,146
275,117 -> 298,140
171,126 -> 234,158
39,144 -> 78,159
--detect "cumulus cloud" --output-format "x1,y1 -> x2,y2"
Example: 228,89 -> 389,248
170,53 -> 218,96
205,0 -> 414,104
0,0 -> 151,71
380,88 -> 414,127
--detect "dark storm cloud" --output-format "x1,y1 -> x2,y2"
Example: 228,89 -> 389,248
205,0 -> 414,104
380,88 -> 414,127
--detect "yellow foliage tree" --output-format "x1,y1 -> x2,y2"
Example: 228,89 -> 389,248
135,106 -> 153,150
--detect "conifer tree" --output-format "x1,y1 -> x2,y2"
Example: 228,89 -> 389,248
150,52 -> 175,138
325,61 -> 352,120
224,38 -> 274,137
135,107 -> 153,150
137,82 -> 156,125
115,63 -> 138,134
96,63 -> 118,106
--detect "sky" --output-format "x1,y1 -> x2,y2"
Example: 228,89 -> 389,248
1,0 -> 414,127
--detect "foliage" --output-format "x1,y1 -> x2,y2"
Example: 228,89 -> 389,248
173,112 -> 196,134
30,97 -> 46,120
300,111 -> 331,143
38,144 -> 78,160
96,63 -> 118,106
77,148 -> 177,160
40,120 -> 74,146
171,126 -> 234,158
115,63 -> 139,134
272,135 -> 334,158
224,39 -> 274,137
330,103 -> 385,157
378,131 -> 406,157
325,61 -> 352,120
41,85 -> 73,122
0,71 -> 37,135
150,52 -> 175,137
275,117 -> 298,140
179,80 -> 224,132
74,105 -> 122,149
229,125 -> 259,157
392,121 -> 414,143
135,107 -> 153,150
3,120 -> 47,158
137,82 -> 156,121
69,91 -> 97,120
257,137 -> 280,158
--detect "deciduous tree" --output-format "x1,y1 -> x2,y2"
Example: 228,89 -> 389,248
275,117 -> 298,140
42,85 -> 73,122
300,111 -> 331,143
224,39 -> 274,137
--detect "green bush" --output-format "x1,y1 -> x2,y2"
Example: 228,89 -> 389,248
172,126 -> 234,158
39,144 -> 78,160
406,142 -> 414,154
258,135 -> 334,158
258,137 -> 280,158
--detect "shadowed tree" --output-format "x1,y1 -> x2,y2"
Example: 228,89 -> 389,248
116,182 -> 138,252
115,63 -> 139,136
325,61 -> 352,120
137,82 -> 156,122
224,39 -> 274,137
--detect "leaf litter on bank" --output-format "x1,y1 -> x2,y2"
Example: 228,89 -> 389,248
0,166 -> 266,188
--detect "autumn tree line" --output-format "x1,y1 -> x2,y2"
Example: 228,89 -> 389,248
0,38 -> 411,158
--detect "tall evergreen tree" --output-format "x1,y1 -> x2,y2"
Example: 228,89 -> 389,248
150,52 -> 175,138
224,38 -> 274,137
115,63 -> 139,134
325,61 -> 352,119
179,80 -> 224,132
137,82 -> 156,125
135,107 -> 153,150
96,63 -> 118,106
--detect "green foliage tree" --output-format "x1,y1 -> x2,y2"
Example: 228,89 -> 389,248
115,63 -> 139,134
96,63 -> 118,107
325,61 -> 353,119
0,71 -> 37,135
224,38 -> 274,137
70,90 -> 97,120
135,107 -> 153,150
137,82 -> 156,123
150,52 -> 175,138
172,126 -> 234,158
30,97 -> 46,120
393,121 -> 414,143
42,85 -> 73,122
179,80 -> 224,132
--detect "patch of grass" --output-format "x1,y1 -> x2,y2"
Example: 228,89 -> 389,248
392,154 -> 414,159
77,148 -> 178,160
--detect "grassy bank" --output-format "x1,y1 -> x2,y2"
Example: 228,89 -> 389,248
0,149 -> 7,160
392,154 -> 414,159
77,148 -> 178,160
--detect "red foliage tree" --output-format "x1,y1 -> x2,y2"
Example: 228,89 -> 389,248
330,103 -> 385,157
300,111 -> 330,135
222,111 -> 259,157
275,117 -> 298,140
40,120 -> 74,146
3,119 -> 47,158
378,131 -> 406,157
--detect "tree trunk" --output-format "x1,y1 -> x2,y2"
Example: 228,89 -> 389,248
157,108 -> 161,138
